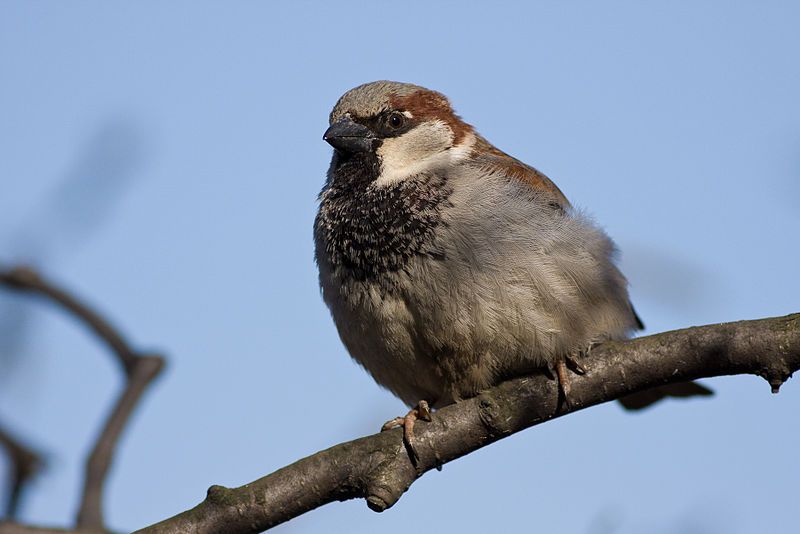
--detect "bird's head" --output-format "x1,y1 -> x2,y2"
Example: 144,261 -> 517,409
324,81 -> 475,186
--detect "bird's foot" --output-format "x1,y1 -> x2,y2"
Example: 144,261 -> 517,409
550,354 -> 587,406
381,400 -> 432,465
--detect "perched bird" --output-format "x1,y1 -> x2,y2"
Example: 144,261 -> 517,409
314,81 -> 710,439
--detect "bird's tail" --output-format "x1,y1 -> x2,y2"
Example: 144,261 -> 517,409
618,381 -> 713,410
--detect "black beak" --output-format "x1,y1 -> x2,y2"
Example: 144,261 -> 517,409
323,117 -> 376,153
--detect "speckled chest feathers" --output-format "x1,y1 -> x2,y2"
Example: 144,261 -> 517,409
314,151 -> 451,284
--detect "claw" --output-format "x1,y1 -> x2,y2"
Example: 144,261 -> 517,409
416,400 -> 431,421
381,400 -> 431,466
565,353 -> 587,375
381,417 -> 405,432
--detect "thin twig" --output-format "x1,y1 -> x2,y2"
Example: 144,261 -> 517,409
0,266 -> 165,532
0,426 -> 42,519
76,355 -> 163,530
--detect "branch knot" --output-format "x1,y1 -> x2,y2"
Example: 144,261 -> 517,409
477,394 -> 513,437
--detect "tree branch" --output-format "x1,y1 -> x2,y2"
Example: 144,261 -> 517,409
0,524 -> 76,534
0,266 -> 164,532
135,313 -> 799,534
0,426 -> 42,520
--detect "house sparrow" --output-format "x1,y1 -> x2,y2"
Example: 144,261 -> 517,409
314,81 -> 711,440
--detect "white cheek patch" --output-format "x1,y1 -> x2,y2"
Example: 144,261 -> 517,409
375,123 -> 474,187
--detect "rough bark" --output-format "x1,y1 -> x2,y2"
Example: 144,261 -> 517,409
127,313 -> 799,534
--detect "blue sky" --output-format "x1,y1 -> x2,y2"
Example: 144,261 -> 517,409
1,2 -> 798,533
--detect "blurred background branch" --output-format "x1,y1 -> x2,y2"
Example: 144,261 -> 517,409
0,426 -> 42,520
0,267 -> 163,533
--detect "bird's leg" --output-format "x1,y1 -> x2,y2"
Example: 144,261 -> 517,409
554,359 -> 572,398
381,400 -> 432,464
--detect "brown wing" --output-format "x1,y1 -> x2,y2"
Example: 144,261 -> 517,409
472,135 -> 650,333
471,135 -> 571,211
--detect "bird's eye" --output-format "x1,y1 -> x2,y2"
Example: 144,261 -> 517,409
388,112 -> 405,129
